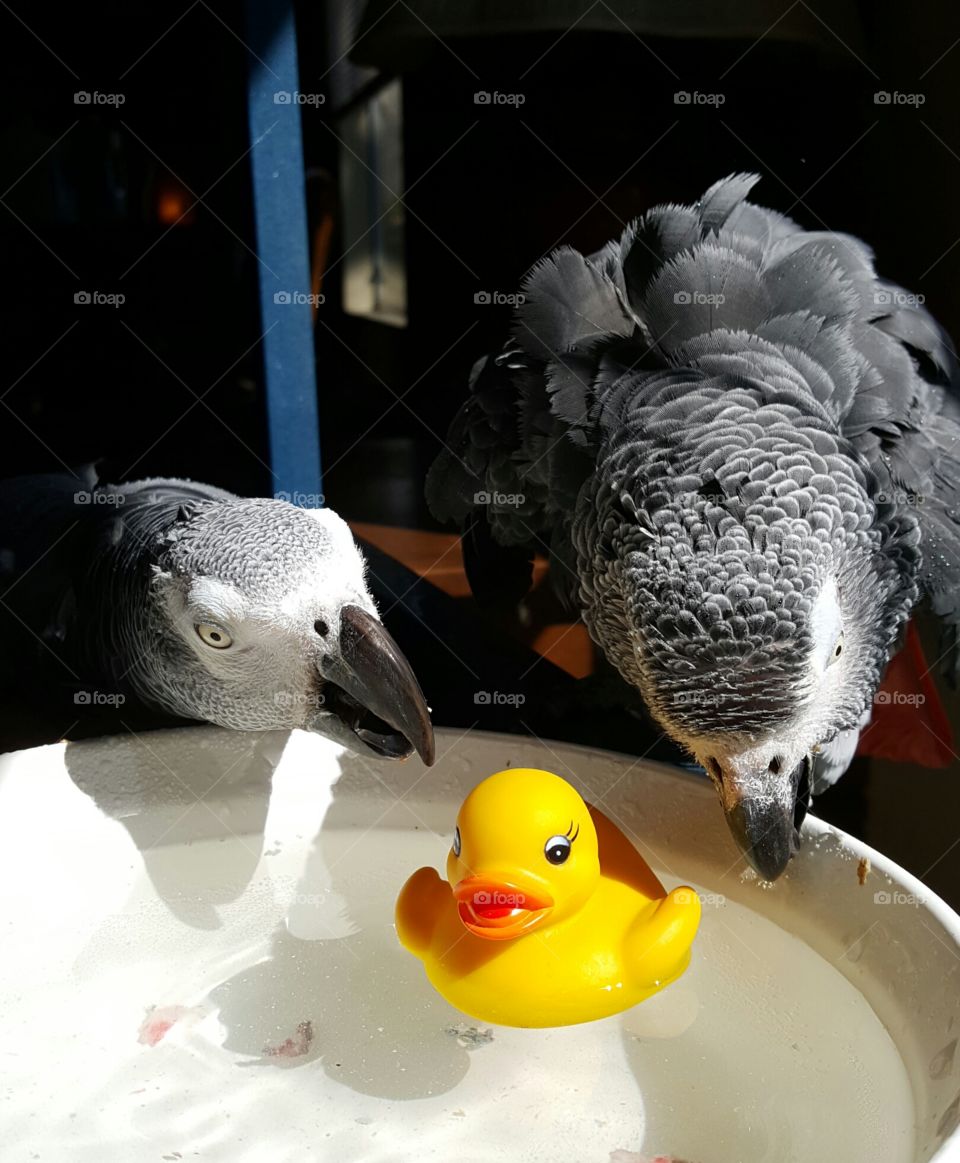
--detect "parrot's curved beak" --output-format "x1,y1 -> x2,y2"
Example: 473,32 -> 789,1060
319,605 -> 435,765
717,754 -> 812,881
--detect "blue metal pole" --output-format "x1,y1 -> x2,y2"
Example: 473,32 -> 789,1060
244,0 -> 323,503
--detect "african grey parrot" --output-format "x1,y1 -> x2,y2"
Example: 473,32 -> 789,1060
0,470 -> 434,764
428,173 -> 960,879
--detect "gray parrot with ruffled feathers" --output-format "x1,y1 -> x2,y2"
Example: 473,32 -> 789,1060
0,472 -> 434,765
428,173 -> 960,879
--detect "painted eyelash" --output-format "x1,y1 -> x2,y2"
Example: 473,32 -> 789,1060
564,821 -> 580,842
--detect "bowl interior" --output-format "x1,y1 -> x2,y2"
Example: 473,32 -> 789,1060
1,725 -> 958,1162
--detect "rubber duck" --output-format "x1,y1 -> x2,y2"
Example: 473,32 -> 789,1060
396,767 -> 701,1027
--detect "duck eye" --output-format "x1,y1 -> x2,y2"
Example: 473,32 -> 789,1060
196,622 -> 232,649
544,834 -> 571,865
452,826 -> 461,858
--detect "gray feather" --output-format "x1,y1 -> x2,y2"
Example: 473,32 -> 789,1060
430,174 -> 960,782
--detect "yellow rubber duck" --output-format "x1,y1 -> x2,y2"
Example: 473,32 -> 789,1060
396,767 -> 701,1027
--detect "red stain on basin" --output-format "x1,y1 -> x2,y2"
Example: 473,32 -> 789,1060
264,1020 -> 314,1058
137,1005 -> 202,1047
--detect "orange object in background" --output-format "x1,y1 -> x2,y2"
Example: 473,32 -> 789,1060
352,524 -> 953,768
155,179 -> 195,226
857,620 -> 954,768
350,523 -> 478,599
351,522 -> 594,677
530,622 -> 594,679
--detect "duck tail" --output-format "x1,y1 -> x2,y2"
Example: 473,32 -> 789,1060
395,866 -> 447,955
626,886 -> 702,989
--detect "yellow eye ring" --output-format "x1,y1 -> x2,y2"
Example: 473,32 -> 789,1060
196,622 -> 232,649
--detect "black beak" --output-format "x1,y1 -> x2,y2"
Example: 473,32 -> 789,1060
723,755 -> 812,881
322,605 -> 435,765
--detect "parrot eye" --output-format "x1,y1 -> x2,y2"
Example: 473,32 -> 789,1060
452,826 -> 461,857
196,622 -> 233,649
828,633 -> 844,665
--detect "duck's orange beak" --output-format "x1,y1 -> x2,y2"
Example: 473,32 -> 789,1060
453,875 -> 553,941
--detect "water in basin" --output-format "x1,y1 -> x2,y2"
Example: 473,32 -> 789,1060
1,756 -> 915,1163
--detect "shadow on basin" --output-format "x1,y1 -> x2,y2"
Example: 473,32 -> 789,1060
64,725 -> 476,1099
63,727 -> 289,928
208,925 -> 474,1100
207,786 -> 476,1100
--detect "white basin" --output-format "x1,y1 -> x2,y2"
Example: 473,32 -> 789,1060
1,726 -> 958,1162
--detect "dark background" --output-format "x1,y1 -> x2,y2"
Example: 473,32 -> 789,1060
2,0 -> 960,904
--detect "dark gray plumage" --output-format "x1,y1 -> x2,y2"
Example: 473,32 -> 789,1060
428,174 -> 960,878
0,472 -> 434,764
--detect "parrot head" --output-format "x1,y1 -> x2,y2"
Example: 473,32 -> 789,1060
626,553 -> 883,881
136,499 -> 434,764
583,437 -> 914,880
